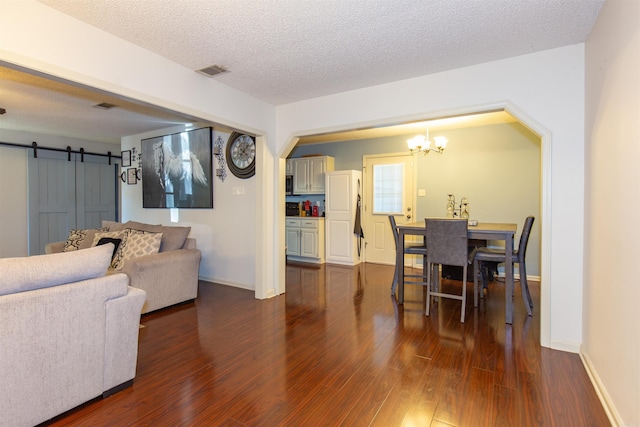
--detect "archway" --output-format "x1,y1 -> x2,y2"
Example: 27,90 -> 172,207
278,101 -> 551,346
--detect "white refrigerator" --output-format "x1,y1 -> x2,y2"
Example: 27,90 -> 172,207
325,170 -> 363,265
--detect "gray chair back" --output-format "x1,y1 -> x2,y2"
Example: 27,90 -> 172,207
425,218 -> 468,267
389,215 -> 399,250
517,216 -> 535,260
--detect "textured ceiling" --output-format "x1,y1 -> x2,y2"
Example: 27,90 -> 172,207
37,0 -> 604,105
1,1 -> 603,144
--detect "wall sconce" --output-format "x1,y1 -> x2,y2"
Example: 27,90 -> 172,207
407,128 -> 447,155
213,135 -> 227,181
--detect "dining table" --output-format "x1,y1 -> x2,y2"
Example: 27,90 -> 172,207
395,220 -> 518,324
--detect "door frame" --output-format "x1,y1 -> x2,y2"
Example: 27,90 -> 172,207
362,152 -> 417,266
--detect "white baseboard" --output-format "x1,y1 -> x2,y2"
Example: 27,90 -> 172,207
198,276 -> 255,292
579,350 -> 623,427
548,339 -> 581,353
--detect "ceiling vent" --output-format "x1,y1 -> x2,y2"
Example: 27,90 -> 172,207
196,65 -> 228,77
92,102 -> 116,110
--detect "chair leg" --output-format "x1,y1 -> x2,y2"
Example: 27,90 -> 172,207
473,258 -> 479,307
391,261 -> 398,296
461,266 -> 467,323
425,261 -> 431,316
519,262 -> 533,316
422,254 -> 427,282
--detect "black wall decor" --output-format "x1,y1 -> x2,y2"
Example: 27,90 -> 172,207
141,127 -> 213,208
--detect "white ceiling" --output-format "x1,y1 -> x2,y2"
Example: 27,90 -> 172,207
0,0 -> 603,145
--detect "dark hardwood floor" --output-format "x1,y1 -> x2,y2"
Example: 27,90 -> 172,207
48,262 -> 610,426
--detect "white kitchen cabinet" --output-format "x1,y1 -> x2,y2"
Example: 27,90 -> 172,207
291,156 -> 334,194
285,217 -> 325,263
285,158 -> 294,175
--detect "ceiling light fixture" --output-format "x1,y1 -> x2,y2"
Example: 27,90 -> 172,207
407,128 -> 447,155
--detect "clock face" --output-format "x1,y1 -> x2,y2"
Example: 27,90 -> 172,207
226,132 -> 256,178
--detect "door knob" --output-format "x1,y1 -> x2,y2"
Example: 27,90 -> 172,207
407,214 -> 412,219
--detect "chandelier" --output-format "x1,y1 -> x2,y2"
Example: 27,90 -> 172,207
407,128 -> 447,155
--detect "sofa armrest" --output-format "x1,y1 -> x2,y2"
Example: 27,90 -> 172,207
121,248 -> 201,313
103,285 -> 146,391
45,241 -> 65,254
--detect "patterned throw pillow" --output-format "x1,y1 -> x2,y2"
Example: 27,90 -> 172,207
63,227 -> 108,252
92,230 -> 127,269
95,237 -> 123,261
113,229 -> 163,270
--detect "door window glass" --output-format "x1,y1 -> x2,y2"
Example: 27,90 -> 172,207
372,163 -> 403,214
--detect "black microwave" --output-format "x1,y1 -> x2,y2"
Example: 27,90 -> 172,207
285,175 -> 294,195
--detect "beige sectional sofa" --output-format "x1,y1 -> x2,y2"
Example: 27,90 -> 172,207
0,244 -> 146,427
45,220 -> 202,314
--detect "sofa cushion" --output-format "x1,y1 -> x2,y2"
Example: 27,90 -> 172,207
92,230 -> 127,269
114,229 -> 162,270
96,237 -> 123,260
159,226 -> 191,252
101,221 -> 190,252
125,221 -> 162,234
102,220 -> 126,232
63,227 -> 108,252
0,244 -> 114,296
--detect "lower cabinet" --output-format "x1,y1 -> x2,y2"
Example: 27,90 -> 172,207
285,218 -> 325,263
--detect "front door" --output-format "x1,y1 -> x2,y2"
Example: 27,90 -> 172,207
363,154 -> 416,265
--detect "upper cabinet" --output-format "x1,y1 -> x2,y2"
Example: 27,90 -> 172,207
291,156 -> 335,194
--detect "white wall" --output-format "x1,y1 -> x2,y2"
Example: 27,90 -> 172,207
121,125 -> 257,290
0,145 -> 27,258
584,0 -> 640,425
277,45 -> 586,351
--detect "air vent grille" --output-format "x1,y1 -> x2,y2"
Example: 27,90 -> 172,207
93,102 -> 116,110
196,65 -> 228,77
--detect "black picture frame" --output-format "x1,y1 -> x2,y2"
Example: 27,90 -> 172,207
141,127 -> 213,208
127,168 -> 138,185
121,150 -> 132,167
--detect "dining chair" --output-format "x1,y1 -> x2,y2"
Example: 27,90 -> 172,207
389,215 -> 427,296
425,218 -> 469,322
469,216 -> 535,316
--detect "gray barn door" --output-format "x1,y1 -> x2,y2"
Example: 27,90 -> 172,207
76,158 -> 117,229
28,151 -> 117,255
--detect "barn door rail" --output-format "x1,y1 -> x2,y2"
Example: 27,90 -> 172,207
0,140 -> 120,165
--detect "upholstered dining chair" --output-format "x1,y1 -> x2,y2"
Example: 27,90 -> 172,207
425,218 -> 469,322
470,216 -> 535,316
389,215 -> 427,296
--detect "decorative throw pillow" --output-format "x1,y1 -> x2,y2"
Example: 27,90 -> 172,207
159,226 -> 191,252
63,227 -> 108,252
114,229 -> 162,270
95,237 -> 122,261
92,230 -> 127,269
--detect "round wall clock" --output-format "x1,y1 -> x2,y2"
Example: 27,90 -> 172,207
226,132 -> 256,179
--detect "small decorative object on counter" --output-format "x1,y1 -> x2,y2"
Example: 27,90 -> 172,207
460,197 -> 470,219
446,194 -> 456,218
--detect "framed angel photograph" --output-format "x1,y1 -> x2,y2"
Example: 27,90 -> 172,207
141,127 -> 213,208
